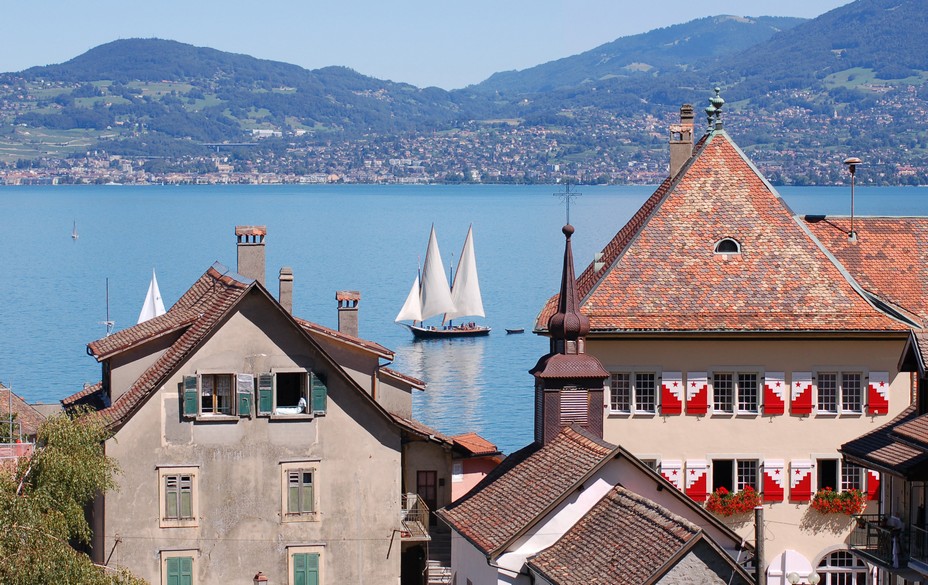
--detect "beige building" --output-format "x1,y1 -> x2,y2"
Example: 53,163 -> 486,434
64,226 -> 452,585
536,94 -> 924,583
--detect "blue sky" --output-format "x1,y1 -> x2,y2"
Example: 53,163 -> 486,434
5,0 -> 850,89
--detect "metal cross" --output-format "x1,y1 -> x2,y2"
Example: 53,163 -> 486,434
554,181 -> 582,224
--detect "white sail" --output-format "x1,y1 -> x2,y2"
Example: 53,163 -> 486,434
419,225 -> 456,321
395,275 -> 422,323
137,269 -> 166,324
445,224 -> 485,321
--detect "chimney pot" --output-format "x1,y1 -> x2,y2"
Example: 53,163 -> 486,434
235,225 -> 266,285
337,290 -> 360,337
669,104 -> 695,179
279,267 -> 293,314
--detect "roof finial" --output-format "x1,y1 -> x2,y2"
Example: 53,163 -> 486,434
706,87 -> 725,133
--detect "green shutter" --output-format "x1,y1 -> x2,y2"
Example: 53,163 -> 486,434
183,376 -> 198,417
288,470 -> 300,514
293,553 -> 319,585
258,374 -> 273,415
180,557 -> 193,585
166,557 -> 179,585
237,373 -> 253,417
165,476 -> 178,519
301,471 -> 314,513
179,475 -> 192,518
311,372 -> 327,415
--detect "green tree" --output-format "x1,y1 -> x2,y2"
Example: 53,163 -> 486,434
0,409 -> 145,585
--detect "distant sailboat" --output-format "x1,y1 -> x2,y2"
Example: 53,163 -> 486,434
137,269 -> 166,324
71,220 -> 78,240
396,224 -> 489,338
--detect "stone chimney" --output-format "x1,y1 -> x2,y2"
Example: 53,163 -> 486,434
337,291 -> 360,337
669,104 -> 695,179
279,267 -> 293,314
235,225 -> 266,286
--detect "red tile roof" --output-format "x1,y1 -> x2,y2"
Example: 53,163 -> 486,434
537,131 -> 907,333
0,385 -> 47,437
297,318 -> 393,359
804,216 -> 928,326
452,432 -> 500,457
437,426 -> 616,555
380,367 -> 426,390
527,487 -> 700,585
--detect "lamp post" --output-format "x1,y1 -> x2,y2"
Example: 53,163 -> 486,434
843,156 -> 863,242
787,571 -> 821,584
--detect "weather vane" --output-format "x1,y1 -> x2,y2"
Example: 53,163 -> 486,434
554,180 -> 582,225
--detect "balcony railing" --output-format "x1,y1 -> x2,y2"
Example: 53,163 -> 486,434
0,442 -> 33,460
850,514 -> 908,569
400,493 -> 430,540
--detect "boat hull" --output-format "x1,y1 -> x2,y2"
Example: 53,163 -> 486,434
404,324 -> 491,339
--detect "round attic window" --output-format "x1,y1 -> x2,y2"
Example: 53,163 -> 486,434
714,238 -> 741,254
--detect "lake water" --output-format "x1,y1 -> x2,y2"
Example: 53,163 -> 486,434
1,183 -> 927,454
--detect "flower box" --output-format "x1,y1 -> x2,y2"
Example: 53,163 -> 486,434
810,488 -> 865,515
705,486 -> 763,516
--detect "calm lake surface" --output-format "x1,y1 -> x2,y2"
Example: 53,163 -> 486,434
1,183 -> 927,453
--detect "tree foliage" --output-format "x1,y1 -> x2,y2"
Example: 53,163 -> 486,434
0,410 -> 144,585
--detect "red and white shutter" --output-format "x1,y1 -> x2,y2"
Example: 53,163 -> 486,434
661,372 -> 683,415
660,460 -> 683,491
790,459 -> 814,502
868,372 -> 890,415
791,372 -> 813,415
867,469 -> 881,501
686,372 -> 708,416
763,372 -> 785,416
685,459 -> 709,502
763,459 -> 785,502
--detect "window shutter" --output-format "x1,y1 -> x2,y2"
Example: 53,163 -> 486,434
660,460 -> 683,490
311,372 -> 327,415
685,372 -> 708,415
258,374 -> 273,415
288,471 -> 301,514
179,475 -> 192,518
179,557 -> 192,585
182,376 -> 198,417
301,471 -> 314,513
790,459 -> 814,502
166,557 -> 180,585
868,372 -> 890,415
293,553 -> 319,585
685,460 -> 708,501
762,459 -> 785,502
237,373 -> 254,417
165,476 -> 179,519
867,469 -> 880,501
763,372 -> 786,415
560,387 -> 588,424
661,372 -> 683,415
791,372 -> 813,415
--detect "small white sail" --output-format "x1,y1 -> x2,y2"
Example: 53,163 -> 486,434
419,225 -> 456,321
395,275 -> 422,323
445,224 -> 485,321
137,269 -> 166,324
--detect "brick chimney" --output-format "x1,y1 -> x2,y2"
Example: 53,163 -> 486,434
279,267 -> 293,314
235,225 -> 266,286
669,104 -> 695,179
337,291 -> 360,337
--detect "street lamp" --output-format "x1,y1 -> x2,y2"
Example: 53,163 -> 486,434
843,156 -> 863,241
786,571 -> 821,584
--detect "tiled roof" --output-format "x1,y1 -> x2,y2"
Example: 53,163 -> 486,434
841,406 -> 928,479
0,385 -> 47,437
379,367 -> 425,390
452,432 -> 500,457
527,487 -> 699,585
390,413 -> 453,446
437,426 -> 616,555
893,415 -> 928,449
805,216 -> 928,326
297,318 -> 394,359
537,131 -> 906,333
62,381 -> 103,407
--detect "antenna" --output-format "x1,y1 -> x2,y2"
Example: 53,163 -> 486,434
100,278 -> 115,336
843,157 -> 863,242
554,181 -> 582,225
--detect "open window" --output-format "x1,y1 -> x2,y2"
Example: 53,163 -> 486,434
257,370 -> 328,417
182,373 -> 253,418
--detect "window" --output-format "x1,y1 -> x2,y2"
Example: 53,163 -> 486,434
712,458 -> 759,492
816,550 -> 869,584
159,466 -> 198,528
842,461 -> 864,492
258,370 -> 328,417
609,372 -> 656,414
712,372 -> 759,414
818,458 -> 839,491
288,547 -> 323,585
160,550 -> 196,585
714,238 -> 741,254
182,373 -> 252,418
816,371 -> 863,414
281,462 -> 319,522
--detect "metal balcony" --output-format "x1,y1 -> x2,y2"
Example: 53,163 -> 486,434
400,493 -> 431,541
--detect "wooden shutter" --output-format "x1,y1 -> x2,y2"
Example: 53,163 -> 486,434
166,556 -> 192,585
867,469 -> 880,501
293,553 -> 319,585
686,372 -> 708,415
660,460 -> 683,490
790,459 -> 814,502
791,372 -> 813,415
685,460 -> 709,501
179,475 -> 193,518
182,376 -> 198,417
288,470 -> 301,514
257,374 -> 273,415
301,471 -> 314,513
762,459 -> 785,502
868,372 -> 890,415
237,373 -> 254,417
560,387 -> 588,424
311,372 -> 327,415
661,372 -> 683,415
763,372 -> 786,415
165,475 -> 179,519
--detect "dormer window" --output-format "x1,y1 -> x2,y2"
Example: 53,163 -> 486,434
714,238 -> 741,255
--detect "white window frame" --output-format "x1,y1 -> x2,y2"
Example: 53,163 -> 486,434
710,369 -> 761,415
814,369 -> 865,415
280,460 -> 320,523
608,370 -> 658,415
814,455 -> 867,494
158,466 -> 199,528
160,549 -> 197,585
709,457 -> 760,492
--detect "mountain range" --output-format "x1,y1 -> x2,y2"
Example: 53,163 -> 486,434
1,0 -> 926,185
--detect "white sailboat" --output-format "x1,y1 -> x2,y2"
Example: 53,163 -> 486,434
137,269 -> 166,324
71,220 -> 78,240
395,224 -> 490,338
